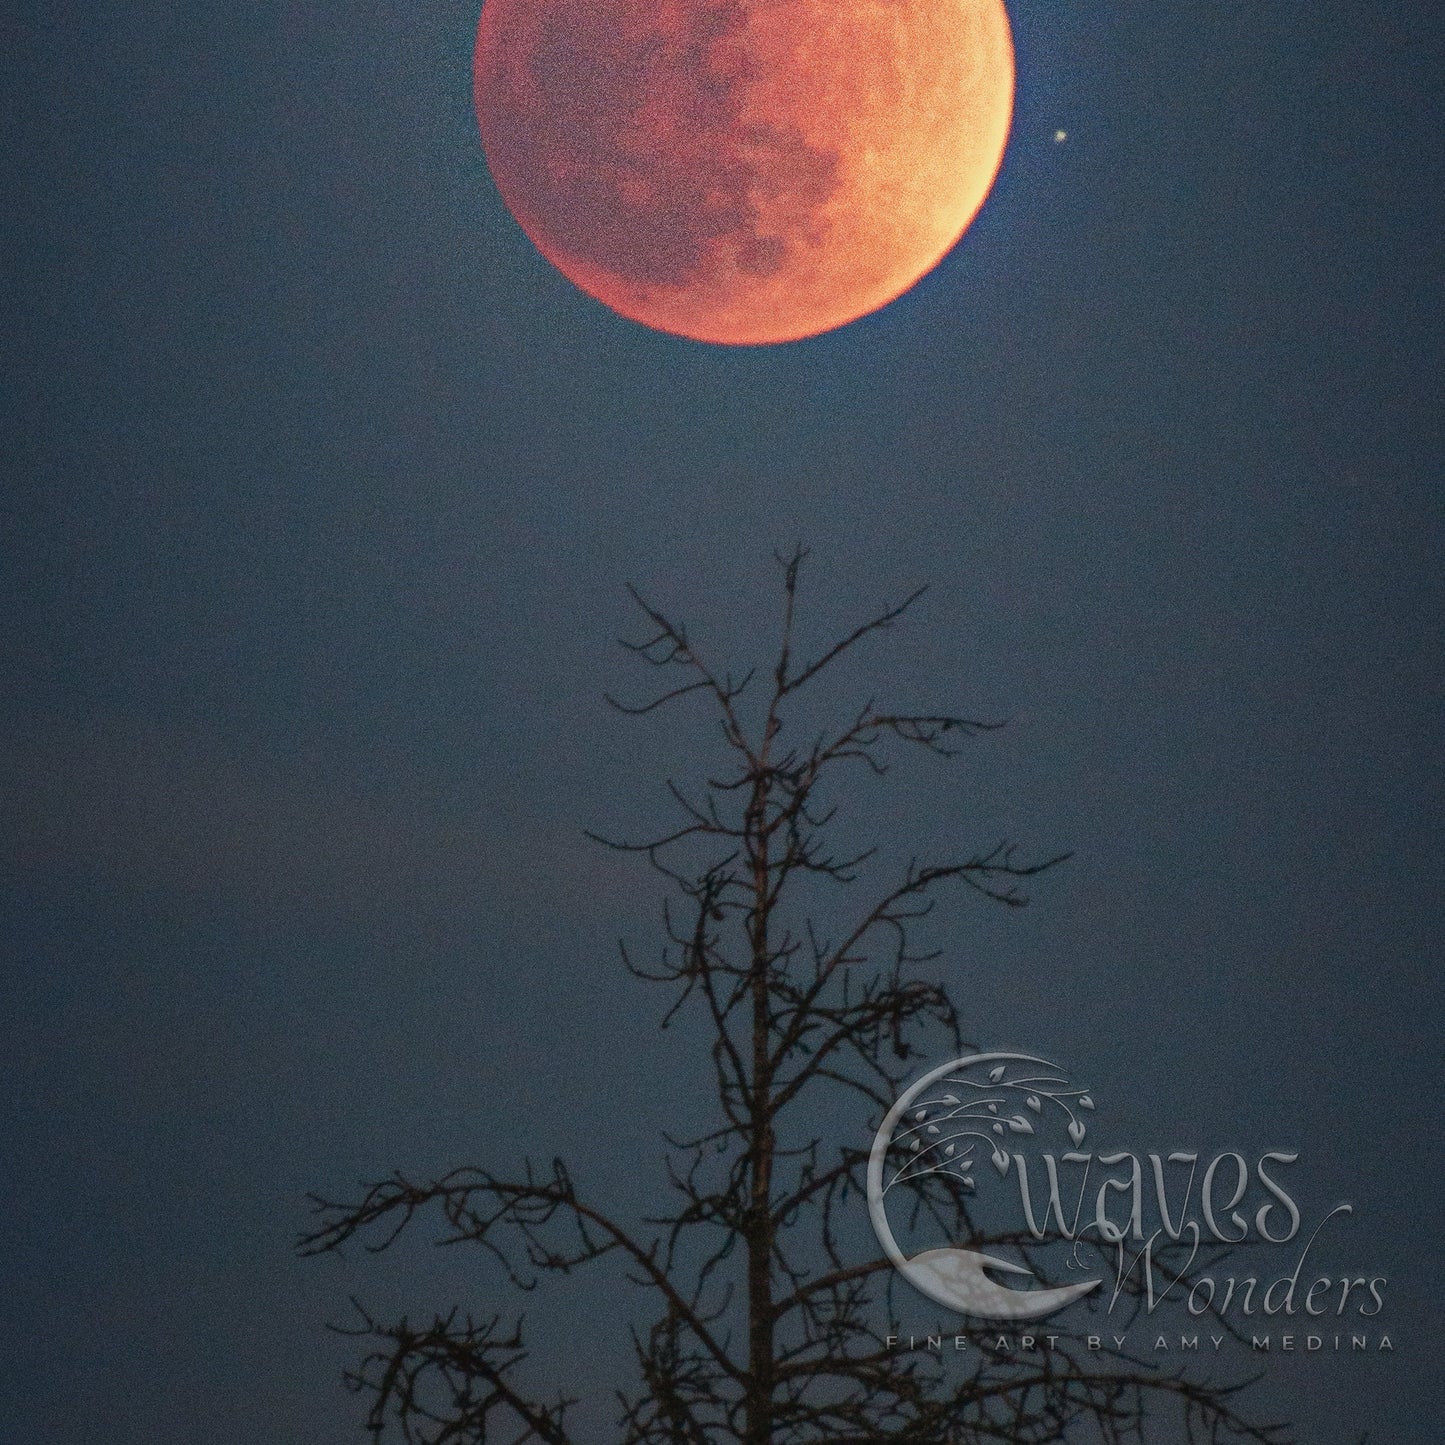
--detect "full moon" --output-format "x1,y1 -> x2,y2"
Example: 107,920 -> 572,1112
474,0 -> 1014,344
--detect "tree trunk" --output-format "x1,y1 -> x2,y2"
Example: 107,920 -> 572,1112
744,773 -> 775,1445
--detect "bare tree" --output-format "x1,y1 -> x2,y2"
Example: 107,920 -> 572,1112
301,549 -> 1287,1445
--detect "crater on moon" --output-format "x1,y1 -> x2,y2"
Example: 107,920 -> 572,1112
479,0 -> 841,288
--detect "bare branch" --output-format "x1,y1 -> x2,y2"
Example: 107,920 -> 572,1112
782,585 -> 929,696
305,554 -> 1286,1445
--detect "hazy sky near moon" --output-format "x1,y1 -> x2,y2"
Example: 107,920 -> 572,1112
4,0 -> 1443,1442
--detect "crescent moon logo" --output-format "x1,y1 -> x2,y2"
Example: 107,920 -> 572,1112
867,1052 -> 1102,1321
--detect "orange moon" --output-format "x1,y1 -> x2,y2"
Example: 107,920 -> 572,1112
474,0 -> 1014,344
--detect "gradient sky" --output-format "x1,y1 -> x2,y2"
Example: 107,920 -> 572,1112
4,0 -> 1443,1441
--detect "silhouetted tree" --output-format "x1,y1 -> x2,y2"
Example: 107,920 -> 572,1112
301,549 -> 1286,1445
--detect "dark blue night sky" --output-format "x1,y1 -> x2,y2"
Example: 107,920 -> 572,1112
4,0 -> 1442,1440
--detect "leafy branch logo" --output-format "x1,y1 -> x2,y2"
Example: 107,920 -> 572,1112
868,1052 -> 1103,1321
